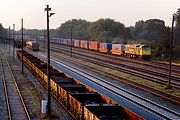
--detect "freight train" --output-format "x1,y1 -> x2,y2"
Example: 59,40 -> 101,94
40,37 -> 151,60
14,40 -> 39,51
16,50 -> 143,120
14,39 -> 26,48
26,41 -> 39,51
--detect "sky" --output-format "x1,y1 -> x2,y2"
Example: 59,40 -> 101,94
0,0 -> 179,30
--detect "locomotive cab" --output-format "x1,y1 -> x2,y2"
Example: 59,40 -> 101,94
140,45 -> 151,59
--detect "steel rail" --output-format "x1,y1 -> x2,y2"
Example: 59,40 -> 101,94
43,54 -> 180,120
1,52 -> 31,120
50,52 -> 180,104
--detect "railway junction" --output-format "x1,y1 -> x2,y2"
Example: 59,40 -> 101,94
0,40 -> 179,120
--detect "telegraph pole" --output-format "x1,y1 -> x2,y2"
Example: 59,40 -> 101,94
13,24 -> 15,60
167,15 -> 175,88
21,18 -> 24,74
44,29 -> 46,48
70,26 -> 73,58
44,5 -> 55,116
8,26 -> 11,53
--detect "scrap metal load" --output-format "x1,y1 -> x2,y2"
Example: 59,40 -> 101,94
26,41 -> 39,51
16,50 -> 143,120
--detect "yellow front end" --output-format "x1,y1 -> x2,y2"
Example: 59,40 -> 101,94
140,49 -> 151,56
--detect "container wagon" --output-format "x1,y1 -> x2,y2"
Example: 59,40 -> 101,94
89,41 -> 100,51
74,40 -> 81,47
99,43 -> 112,53
62,39 -> 68,45
80,40 -> 88,49
67,39 -> 74,46
16,50 -> 143,120
111,44 -> 125,55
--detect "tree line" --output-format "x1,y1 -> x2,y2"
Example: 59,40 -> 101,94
57,9 -> 180,60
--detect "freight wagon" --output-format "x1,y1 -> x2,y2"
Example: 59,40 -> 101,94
15,39 -> 26,48
16,50 -> 143,120
67,39 -> 74,46
111,44 -> 125,55
80,40 -> 88,49
99,43 -> 112,53
26,41 -> 39,51
89,41 -> 100,51
74,40 -> 81,47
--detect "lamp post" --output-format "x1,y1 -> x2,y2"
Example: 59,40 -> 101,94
44,5 -> 55,116
167,14 -> 175,88
13,24 -> 15,60
21,18 -> 24,74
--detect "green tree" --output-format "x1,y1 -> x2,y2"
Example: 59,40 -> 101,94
58,19 -> 90,39
0,23 -> 6,39
159,27 -> 171,57
88,18 -> 125,42
134,19 -> 166,42
97,31 -> 113,42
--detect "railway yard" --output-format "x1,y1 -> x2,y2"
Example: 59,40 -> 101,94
0,40 -> 179,120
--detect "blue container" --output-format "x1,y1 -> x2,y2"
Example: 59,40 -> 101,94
107,43 -> 112,51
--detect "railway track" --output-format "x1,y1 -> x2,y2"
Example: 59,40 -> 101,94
49,45 -> 180,89
49,43 -> 180,73
0,54 -> 31,120
48,52 -> 180,104
50,44 -> 180,75
36,52 -> 180,120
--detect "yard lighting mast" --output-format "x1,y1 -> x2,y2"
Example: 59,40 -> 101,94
70,26 -> 73,58
13,24 -> 15,60
21,18 -> 24,74
44,5 -> 55,116
8,26 -> 11,53
167,14 -> 175,88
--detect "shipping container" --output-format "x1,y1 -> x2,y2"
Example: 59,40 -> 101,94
74,40 -> 81,47
62,39 -> 68,45
89,41 -> 100,51
80,40 -> 88,49
99,43 -> 112,53
67,39 -> 74,46
111,44 -> 125,55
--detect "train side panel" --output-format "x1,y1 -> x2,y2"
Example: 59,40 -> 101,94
99,43 -> 112,53
111,44 -> 125,55
80,40 -> 88,49
89,41 -> 100,51
74,40 -> 81,47
67,39 -> 74,46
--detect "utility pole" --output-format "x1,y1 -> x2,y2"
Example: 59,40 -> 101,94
44,29 -> 46,48
36,29 -> 38,43
6,29 -> 7,50
9,26 -> 11,53
21,18 -> 24,74
167,15 -> 175,88
13,24 -> 15,60
44,5 -> 55,116
70,26 -> 73,58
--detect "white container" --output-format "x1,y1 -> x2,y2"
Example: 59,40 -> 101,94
41,100 -> 47,113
